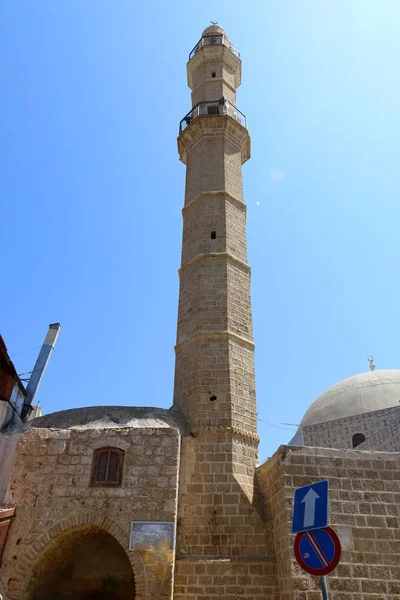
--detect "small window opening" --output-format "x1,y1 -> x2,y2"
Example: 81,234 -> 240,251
91,447 -> 124,486
211,71 -> 216,78
352,433 -> 365,448
210,395 -> 217,402
211,231 -> 216,239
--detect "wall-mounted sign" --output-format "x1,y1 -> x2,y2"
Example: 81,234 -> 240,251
129,521 -> 175,552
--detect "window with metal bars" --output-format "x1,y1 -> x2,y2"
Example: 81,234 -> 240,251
90,447 -> 124,486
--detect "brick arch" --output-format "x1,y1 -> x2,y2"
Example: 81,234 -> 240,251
11,511 -> 146,600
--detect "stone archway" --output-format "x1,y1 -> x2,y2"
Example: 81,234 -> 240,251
24,525 -> 134,600
10,513 -> 146,600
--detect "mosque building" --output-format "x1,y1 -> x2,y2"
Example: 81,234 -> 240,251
0,25 -> 399,600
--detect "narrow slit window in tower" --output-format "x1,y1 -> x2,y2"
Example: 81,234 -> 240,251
211,231 -> 216,239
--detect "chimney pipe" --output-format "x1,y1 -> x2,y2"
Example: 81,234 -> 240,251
21,323 -> 61,421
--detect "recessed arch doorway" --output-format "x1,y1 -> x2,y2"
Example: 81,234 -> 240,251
24,524 -> 135,600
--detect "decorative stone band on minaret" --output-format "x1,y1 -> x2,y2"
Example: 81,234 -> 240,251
173,25 -> 256,442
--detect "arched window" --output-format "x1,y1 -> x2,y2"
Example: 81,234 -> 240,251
90,447 -> 124,486
352,433 -> 366,448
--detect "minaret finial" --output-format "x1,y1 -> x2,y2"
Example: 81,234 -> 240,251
210,20 -> 218,25
367,355 -> 376,371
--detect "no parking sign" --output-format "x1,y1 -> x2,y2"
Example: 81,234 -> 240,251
294,526 -> 341,576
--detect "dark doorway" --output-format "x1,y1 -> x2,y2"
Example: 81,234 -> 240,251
27,526 -> 135,600
86,591 -> 123,600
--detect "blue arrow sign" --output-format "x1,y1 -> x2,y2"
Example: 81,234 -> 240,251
292,480 -> 328,533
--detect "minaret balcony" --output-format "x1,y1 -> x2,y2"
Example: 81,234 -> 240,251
189,34 -> 240,61
179,99 -> 246,134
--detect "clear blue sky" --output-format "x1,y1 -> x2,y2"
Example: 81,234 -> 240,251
2,1 -> 400,461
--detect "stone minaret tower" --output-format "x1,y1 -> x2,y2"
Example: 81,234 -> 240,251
173,25 -> 274,600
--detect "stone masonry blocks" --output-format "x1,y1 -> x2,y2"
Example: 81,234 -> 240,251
2,426 -> 181,600
257,445 -> 400,600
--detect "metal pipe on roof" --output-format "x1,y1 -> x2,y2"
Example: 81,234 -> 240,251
21,323 -> 60,421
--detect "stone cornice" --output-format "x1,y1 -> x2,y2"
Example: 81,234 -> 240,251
178,116 -> 250,165
182,190 -> 246,214
175,330 -> 255,351
191,425 -> 259,444
179,251 -> 251,276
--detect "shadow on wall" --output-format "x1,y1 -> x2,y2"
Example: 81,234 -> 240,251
22,525 -> 135,600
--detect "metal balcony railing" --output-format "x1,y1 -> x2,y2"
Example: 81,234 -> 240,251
179,99 -> 246,134
189,35 -> 240,61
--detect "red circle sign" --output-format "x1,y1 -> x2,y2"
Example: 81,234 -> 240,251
294,526 -> 341,576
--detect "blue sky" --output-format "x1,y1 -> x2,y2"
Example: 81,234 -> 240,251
2,1 -> 400,461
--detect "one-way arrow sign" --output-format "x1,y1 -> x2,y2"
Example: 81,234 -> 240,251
302,488 -> 320,528
292,480 -> 328,533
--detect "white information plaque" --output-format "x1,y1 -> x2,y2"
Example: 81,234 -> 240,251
129,521 -> 175,551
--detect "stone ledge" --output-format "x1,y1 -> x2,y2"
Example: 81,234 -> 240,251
175,330 -> 255,351
192,426 -> 259,444
178,116 -> 250,165
179,252 -> 251,275
182,190 -> 246,214
257,444 -> 400,476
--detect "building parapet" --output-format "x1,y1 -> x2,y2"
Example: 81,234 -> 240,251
179,99 -> 246,134
189,34 -> 240,61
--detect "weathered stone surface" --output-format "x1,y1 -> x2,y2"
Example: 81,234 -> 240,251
1,425 -> 181,600
258,446 -> 400,600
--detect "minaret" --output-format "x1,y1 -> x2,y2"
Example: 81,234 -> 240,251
173,26 -> 273,593
175,25 -> 255,442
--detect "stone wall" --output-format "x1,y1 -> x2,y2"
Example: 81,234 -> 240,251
257,445 -> 400,600
174,557 -> 277,600
0,432 -> 20,506
175,115 -> 254,437
1,425 -> 181,600
174,432 -> 278,600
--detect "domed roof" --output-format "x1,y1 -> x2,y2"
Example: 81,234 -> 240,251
202,24 -> 226,37
301,369 -> 400,427
29,406 -> 189,433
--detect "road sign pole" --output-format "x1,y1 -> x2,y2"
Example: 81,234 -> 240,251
321,576 -> 329,600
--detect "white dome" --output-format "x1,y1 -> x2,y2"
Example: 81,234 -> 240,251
301,369 -> 400,426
